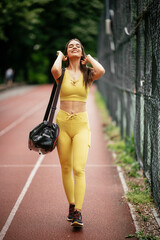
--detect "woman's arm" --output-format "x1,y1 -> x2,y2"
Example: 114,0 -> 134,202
51,51 -> 67,83
81,54 -> 105,81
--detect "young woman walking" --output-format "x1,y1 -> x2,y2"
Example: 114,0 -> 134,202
51,38 -> 105,227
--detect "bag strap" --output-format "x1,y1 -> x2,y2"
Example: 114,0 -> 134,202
43,68 -> 65,122
43,83 -> 57,121
48,68 -> 65,126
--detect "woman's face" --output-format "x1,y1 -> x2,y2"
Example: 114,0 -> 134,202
67,40 -> 82,59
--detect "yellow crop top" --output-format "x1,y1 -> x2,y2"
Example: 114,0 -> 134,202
60,69 -> 89,102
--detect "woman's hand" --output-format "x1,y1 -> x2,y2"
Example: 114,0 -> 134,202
51,51 -> 67,82
81,54 -> 93,65
57,51 -> 67,61
81,54 -> 91,65
81,54 -> 105,81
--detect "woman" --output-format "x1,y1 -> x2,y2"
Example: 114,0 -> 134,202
51,38 -> 105,227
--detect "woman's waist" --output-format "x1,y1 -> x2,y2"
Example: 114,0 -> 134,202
56,108 -> 89,123
60,100 -> 86,114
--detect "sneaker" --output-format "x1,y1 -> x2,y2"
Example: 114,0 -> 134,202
67,204 -> 75,222
71,210 -> 83,227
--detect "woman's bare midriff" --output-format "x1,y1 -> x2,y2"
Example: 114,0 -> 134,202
60,101 -> 86,114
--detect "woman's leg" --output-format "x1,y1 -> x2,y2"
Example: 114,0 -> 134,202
72,128 -> 91,210
57,130 -> 75,204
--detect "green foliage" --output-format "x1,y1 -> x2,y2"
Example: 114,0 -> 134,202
108,140 -> 125,153
94,90 -> 109,123
104,123 -> 120,140
126,231 -> 159,239
28,52 -> 49,84
127,161 -> 140,177
124,135 -> 136,158
108,136 -> 140,178
95,90 -> 121,140
126,183 -> 153,205
134,206 -> 150,221
95,89 -> 139,177
0,0 -> 51,82
0,0 -> 104,83
141,214 -> 149,222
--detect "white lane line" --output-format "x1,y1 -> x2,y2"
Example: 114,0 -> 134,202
0,164 -> 60,168
86,164 -> 116,167
0,101 -> 46,137
40,164 -> 115,168
0,164 -> 115,168
0,154 -> 45,240
0,165 -> 36,168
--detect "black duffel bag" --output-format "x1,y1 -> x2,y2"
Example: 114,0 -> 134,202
28,121 -> 59,154
28,69 -> 65,154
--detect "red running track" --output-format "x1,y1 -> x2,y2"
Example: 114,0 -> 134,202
0,85 -> 136,240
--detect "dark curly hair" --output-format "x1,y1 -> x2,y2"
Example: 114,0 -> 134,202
64,38 -> 94,88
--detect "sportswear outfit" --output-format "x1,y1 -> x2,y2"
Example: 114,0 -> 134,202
56,69 -> 91,224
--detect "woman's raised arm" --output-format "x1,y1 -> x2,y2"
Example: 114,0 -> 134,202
81,54 -> 105,81
51,51 -> 67,83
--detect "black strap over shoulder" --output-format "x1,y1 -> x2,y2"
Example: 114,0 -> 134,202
43,68 -> 65,125
43,83 -> 57,122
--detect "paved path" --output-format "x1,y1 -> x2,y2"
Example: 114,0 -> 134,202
0,85 -> 136,240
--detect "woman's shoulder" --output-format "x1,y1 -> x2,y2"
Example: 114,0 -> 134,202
56,68 -> 66,84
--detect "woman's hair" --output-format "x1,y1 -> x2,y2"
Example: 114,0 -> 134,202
64,38 -> 93,88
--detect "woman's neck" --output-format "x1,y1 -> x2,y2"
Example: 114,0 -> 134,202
67,58 -> 81,72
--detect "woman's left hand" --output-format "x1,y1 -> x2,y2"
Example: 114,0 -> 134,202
81,55 -> 91,65
81,54 -> 105,81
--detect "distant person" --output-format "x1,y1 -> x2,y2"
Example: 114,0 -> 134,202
5,68 -> 14,85
51,38 -> 105,227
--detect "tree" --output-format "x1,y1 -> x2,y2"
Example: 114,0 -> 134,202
0,0 -> 104,83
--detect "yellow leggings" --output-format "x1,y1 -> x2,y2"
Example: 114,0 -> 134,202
56,109 -> 91,210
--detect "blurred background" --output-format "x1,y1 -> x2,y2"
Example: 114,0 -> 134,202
0,0 -> 104,84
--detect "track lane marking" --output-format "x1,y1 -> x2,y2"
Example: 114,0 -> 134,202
0,154 -> 45,240
0,101 -> 46,137
0,164 -> 116,168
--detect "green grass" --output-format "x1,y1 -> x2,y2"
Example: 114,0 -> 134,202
126,231 -> 159,239
126,187 -> 152,205
95,89 -> 154,202
108,136 -> 140,178
126,182 -> 153,205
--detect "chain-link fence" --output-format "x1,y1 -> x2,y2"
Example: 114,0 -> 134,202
97,0 -> 160,212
